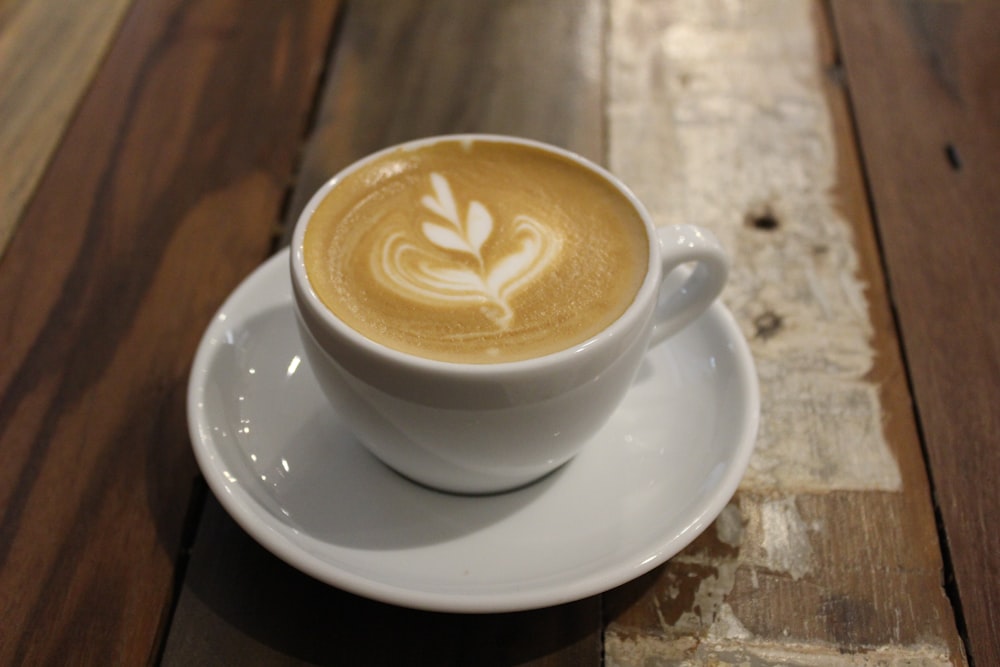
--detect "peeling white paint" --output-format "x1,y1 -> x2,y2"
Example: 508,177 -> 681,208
659,559 -> 740,635
715,502 -> 744,548
759,496 -> 814,580
736,494 -> 818,581
710,603 -> 751,641
606,634 -> 954,667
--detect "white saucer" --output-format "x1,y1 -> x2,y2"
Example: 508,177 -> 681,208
188,249 -> 759,613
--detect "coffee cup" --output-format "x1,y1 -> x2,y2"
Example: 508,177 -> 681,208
290,135 -> 728,494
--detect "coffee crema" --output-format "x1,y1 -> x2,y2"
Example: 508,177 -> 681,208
303,139 -> 648,363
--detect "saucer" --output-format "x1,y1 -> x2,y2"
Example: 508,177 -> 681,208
187,249 -> 759,613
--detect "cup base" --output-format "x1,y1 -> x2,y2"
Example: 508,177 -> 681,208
296,308 -> 640,495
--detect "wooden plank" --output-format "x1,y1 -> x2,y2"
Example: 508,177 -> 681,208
0,0 -> 339,662
0,0 -> 135,258
602,1 -> 964,663
162,497 -> 600,666
833,2 -> 1000,664
163,0 -> 606,663
280,0 -> 605,241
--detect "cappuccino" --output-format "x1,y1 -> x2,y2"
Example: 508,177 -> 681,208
303,139 -> 648,363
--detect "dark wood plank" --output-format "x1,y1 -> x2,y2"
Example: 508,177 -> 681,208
833,1 -> 1000,664
165,0 -> 606,663
162,497 -> 600,666
281,0 -> 605,241
0,0 -> 339,662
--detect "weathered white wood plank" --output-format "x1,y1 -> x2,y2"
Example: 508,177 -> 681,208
608,0 -> 898,494
604,1 -> 963,663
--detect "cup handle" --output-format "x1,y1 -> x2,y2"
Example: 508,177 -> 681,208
649,224 -> 730,346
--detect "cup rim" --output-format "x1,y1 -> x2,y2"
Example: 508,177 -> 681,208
290,133 -> 662,375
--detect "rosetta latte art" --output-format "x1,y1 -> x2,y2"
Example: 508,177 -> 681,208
374,173 -> 562,328
303,139 -> 649,362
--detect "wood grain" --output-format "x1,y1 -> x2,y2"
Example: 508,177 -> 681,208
280,0 -> 605,241
163,1 -> 607,663
833,2 -> 1000,664
0,0 -> 338,662
0,0 -> 135,259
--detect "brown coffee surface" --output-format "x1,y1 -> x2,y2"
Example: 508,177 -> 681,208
303,139 -> 648,363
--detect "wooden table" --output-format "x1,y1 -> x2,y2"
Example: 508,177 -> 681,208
2,1 -> 997,664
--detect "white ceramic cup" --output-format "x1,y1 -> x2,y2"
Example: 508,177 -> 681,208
290,135 -> 728,494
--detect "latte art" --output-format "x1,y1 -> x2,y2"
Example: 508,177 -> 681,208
374,173 -> 562,328
303,139 -> 648,363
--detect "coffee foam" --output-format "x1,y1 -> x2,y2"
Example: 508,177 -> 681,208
303,140 -> 648,363
374,171 -> 562,328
